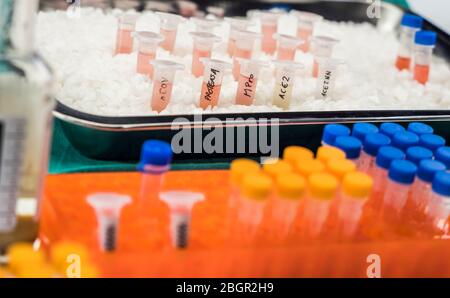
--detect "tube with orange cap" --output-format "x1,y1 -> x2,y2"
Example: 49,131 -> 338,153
229,158 -> 261,208
283,146 -> 314,166
316,145 -> 346,164
327,159 -> 357,181
295,159 -> 325,178
262,158 -> 293,179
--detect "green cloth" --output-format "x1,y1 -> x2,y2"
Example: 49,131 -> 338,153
384,0 -> 409,9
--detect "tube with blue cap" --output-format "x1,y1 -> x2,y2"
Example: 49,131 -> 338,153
428,172 -> 450,237
419,134 -> 445,154
413,30 -> 437,85
321,124 -> 350,146
359,133 -> 391,173
396,13 -> 423,71
137,140 -> 173,202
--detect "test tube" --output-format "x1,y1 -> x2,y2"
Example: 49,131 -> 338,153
419,134 -> 446,154
156,12 -> 185,53
133,31 -> 164,78
229,159 -> 261,209
379,122 -> 405,139
272,60 -> 304,110
428,172 -> 450,236
232,30 -> 261,80
352,123 -> 379,143
380,160 -> 417,230
190,32 -> 221,77
338,172 -> 373,239
235,174 -> 273,245
283,146 -> 314,166
271,173 -> 306,240
295,159 -> 326,178
316,146 -> 346,164
224,17 -> 253,56
160,191 -> 204,249
315,57 -> 343,99
392,131 -> 420,152
334,136 -> 362,164
321,124 -> 351,146
406,146 -> 433,166
395,14 -> 423,71
359,133 -> 391,173
87,193 -> 131,252
303,173 -> 338,239
258,11 -> 283,55
435,146 -> 450,169
199,58 -> 231,109
177,0 -> 198,17
371,146 -> 405,200
262,159 -> 293,179
150,60 -> 184,112
273,33 -> 303,61
311,36 -> 339,78
413,31 -> 437,85
234,58 -> 269,105
115,13 -> 139,55
291,10 -> 323,52
206,6 -> 225,19
137,140 -> 173,202
327,158 -> 357,181
191,17 -> 222,33
407,122 -> 433,136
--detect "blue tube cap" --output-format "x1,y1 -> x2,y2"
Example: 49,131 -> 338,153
137,140 -> 173,171
432,171 -> 450,197
388,160 -> 417,185
352,123 -> 379,143
418,159 -> 446,183
406,146 -> 433,166
363,133 -> 391,157
392,131 -> 419,151
407,122 -> 433,136
401,13 -> 423,29
415,31 -> 437,46
435,146 -> 450,169
376,146 -> 405,170
322,124 -> 350,146
380,122 -> 405,139
419,134 -> 445,153
334,136 -> 362,159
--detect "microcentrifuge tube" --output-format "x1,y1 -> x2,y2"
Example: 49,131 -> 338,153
156,12 -> 185,53
159,191 -> 204,249
234,58 -> 269,105
87,193 -> 131,252
315,57 -> 343,100
191,16 -> 222,33
150,60 -> 184,112
291,10 -> 323,52
273,33 -> 303,61
311,36 -> 339,78
133,31 -> 164,78
272,60 -> 304,110
396,14 -> 423,71
199,58 -> 231,109
190,31 -> 221,78
115,13 -> 139,55
232,29 -> 261,80
224,17 -> 253,57
413,31 -> 437,85
137,140 -> 173,202
257,11 -> 283,55
177,0 -> 198,17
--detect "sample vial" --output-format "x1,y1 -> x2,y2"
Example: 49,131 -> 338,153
419,134 -> 446,154
321,124 -> 351,146
326,158 -> 357,181
224,17 -> 253,57
405,146 -> 433,166
156,12 -> 185,53
291,10 -> 323,52
334,136 -> 362,163
190,31 -> 221,78
371,146 -> 405,199
190,16 -> 222,33
428,172 -> 450,236
311,36 -> 339,78
316,146 -> 346,164
150,60 -> 184,112
262,159 -> 293,179
392,131 -> 420,152
258,11 -> 283,55
379,122 -> 405,139
407,122 -> 433,136
413,31 -> 437,85
435,146 -> 450,169
273,33 -> 303,61
115,13 -> 139,55
315,57 -> 343,99
351,123 -> 379,143
133,31 -> 164,78
232,30 -> 261,80
395,14 -> 423,71
199,58 -> 231,109
295,159 -> 326,178
282,146 -> 314,166
229,159 -> 261,209
359,133 -> 391,173
234,58 -> 268,105
271,60 -> 304,110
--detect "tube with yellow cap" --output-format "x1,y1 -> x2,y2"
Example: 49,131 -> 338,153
295,159 -> 325,177
235,173 -> 273,245
6,242 -> 46,275
262,159 -> 293,179
283,146 -> 314,166
338,172 -> 373,240
270,173 -> 306,240
229,158 -> 260,205
303,173 -> 339,239
316,146 -> 346,164
327,159 -> 356,181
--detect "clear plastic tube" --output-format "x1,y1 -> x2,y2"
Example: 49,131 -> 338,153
232,30 -> 261,80
115,13 -> 139,55
311,36 -> 339,78
150,60 -> 184,112
273,33 -> 302,61
190,17 -> 222,33
272,60 -> 304,110
315,57 -> 343,99
156,12 -> 185,53
413,44 -> 434,85
133,31 -> 164,78
257,11 -> 283,55
224,17 -> 253,57
291,10 -> 323,52
396,26 -> 420,70
199,58 -> 231,109
234,58 -> 268,105
189,32 -> 221,78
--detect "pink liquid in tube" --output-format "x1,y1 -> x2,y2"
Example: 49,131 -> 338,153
190,32 -> 221,78
234,58 -> 268,106
115,29 -> 134,54
261,23 -> 277,55
150,60 -> 184,112
233,48 -> 252,80
297,27 -> 312,52
137,51 -> 156,77
156,12 -> 185,53
199,58 -> 231,110
160,28 -> 177,52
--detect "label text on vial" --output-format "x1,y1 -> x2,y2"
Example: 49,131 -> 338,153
321,70 -> 332,97
204,68 -> 220,102
278,75 -> 290,100
243,73 -> 255,98
159,77 -> 169,102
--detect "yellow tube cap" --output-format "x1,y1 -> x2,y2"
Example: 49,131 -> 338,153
317,146 -> 346,163
230,158 -> 260,185
7,243 -> 46,274
15,264 -> 56,278
263,159 -> 293,178
241,174 -> 273,201
327,159 -> 357,180
343,172 -> 373,199
276,173 -> 306,200
295,159 -> 325,177
0,267 -> 6,278
308,173 -> 339,200
50,241 -> 90,273
283,146 -> 314,165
